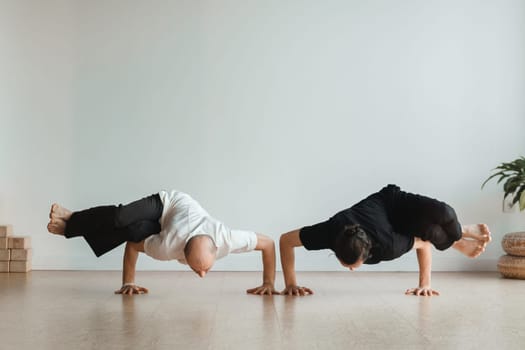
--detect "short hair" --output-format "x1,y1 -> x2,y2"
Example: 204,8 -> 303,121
333,224 -> 371,265
184,234 -> 216,258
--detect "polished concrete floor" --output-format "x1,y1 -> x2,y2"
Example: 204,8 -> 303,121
0,271 -> 524,349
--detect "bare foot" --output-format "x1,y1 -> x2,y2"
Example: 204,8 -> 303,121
47,218 -> 66,235
452,238 -> 486,258
461,224 -> 491,243
49,203 -> 72,221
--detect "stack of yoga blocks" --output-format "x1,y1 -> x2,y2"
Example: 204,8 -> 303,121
0,225 -> 32,273
498,232 -> 525,279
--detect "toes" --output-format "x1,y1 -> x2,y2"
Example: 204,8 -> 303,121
50,204 -> 58,219
47,218 -> 66,235
480,224 -> 492,242
47,223 -> 58,234
472,245 -> 485,258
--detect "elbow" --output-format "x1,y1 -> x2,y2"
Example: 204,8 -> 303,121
279,232 -> 291,248
256,233 -> 275,251
279,229 -> 302,250
126,240 -> 145,253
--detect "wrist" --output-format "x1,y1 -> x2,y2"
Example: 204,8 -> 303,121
285,279 -> 297,287
419,277 -> 430,287
122,282 -> 135,287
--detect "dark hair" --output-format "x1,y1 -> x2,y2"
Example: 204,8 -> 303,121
334,224 -> 371,265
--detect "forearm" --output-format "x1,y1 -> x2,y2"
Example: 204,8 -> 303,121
255,234 -> 276,284
262,241 -> 276,285
280,235 -> 298,287
122,242 -> 140,284
416,244 -> 432,287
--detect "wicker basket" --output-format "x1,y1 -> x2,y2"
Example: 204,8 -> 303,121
498,255 -> 525,279
501,232 -> 525,257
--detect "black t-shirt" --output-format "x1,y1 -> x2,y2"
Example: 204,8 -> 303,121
299,185 -> 415,264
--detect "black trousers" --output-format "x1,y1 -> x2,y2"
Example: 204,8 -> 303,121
65,194 -> 163,257
379,184 -> 462,251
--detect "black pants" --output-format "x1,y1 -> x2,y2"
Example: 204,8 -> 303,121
380,184 -> 462,251
65,194 -> 163,257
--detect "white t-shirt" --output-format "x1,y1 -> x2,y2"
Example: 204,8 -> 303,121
144,190 -> 258,264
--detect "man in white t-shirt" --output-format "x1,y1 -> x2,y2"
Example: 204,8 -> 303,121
47,191 -> 277,295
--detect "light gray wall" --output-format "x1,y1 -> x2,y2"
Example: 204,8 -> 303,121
1,0 -> 524,272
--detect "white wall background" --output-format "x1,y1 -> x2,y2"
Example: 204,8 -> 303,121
1,0 -> 524,273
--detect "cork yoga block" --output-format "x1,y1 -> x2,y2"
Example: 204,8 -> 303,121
0,225 -> 13,237
498,255 -> 525,279
9,260 -> 31,273
0,261 -> 9,272
8,236 -> 31,249
502,232 -> 525,257
11,249 -> 32,261
0,249 -> 10,261
0,237 -> 7,250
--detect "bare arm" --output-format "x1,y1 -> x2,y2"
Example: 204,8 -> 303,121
405,238 -> 439,296
247,233 -> 278,295
115,241 -> 149,295
279,229 -> 313,296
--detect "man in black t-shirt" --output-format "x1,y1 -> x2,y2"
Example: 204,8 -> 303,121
279,185 -> 491,296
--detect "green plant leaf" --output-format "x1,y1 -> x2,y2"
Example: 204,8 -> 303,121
512,184 -> 525,204
481,171 -> 507,188
503,177 -> 521,196
482,157 -> 525,200
496,173 -> 510,184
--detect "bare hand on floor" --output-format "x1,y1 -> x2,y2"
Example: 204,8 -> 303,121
405,287 -> 440,296
246,283 -> 279,295
281,285 -> 314,296
115,284 -> 149,295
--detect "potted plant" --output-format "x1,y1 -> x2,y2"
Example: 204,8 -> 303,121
483,156 -> 525,279
482,156 -> 525,211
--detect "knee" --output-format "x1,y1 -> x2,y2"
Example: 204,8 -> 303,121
440,204 -> 462,242
128,221 -> 161,242
436,203 -> 456,221
450,224 -> 462,242
127,229 -> 144,243
423,204 -> 461,250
